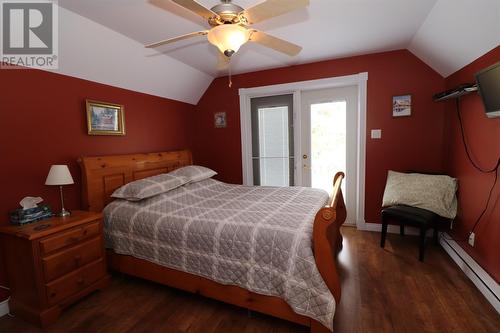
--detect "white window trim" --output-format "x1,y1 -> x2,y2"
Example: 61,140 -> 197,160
239,72 -> 368,230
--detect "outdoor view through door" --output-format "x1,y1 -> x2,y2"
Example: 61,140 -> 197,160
310,102 -> 347,193
251,94 -> 294,186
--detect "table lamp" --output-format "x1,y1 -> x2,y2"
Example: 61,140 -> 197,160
45,165 -> 74,217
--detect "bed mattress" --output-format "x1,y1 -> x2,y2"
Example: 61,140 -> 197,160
103,178 -> 335,329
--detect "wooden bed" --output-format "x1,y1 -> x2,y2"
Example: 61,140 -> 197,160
78,149 -> 346,333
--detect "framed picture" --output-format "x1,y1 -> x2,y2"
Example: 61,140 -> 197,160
86,100 -> 125,135
392,95 -> 412,117
214,112 -> 227,128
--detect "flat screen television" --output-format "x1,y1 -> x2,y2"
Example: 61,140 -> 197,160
475,61 -> 500,118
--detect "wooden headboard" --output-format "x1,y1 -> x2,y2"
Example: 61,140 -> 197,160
78,150 -> 192,212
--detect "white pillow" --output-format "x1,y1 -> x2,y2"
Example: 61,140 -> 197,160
169,165 -> 217,183
111,174 -> 188,201
382,170 -> 458,219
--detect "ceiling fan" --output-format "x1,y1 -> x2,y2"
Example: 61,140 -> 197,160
146,0 -> 309,63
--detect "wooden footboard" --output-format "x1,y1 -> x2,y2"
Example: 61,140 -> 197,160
313,172 -> 346,303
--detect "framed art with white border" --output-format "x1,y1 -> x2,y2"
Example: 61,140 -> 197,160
392,95 -> 412,117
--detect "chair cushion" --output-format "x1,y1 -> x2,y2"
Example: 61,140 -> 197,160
382,205 -> 439,225
382,171 -> 458,218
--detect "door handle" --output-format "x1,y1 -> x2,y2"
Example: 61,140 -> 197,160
303,155 -> 309,169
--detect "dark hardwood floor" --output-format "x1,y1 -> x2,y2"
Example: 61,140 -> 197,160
1,227 -> 499,332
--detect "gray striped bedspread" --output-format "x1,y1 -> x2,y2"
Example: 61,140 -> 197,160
103,178 -> 335,330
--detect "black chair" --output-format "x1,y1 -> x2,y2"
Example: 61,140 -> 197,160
380,205 -> 449,261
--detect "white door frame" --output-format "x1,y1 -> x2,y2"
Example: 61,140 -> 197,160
239,72 -> 368,230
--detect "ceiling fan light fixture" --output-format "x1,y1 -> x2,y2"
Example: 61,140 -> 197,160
207,24 -> 251,56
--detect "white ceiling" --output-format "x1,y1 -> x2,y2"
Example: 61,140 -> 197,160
409,0 -> 500,77
58,0 -> 441,77
54,0 -> 499,103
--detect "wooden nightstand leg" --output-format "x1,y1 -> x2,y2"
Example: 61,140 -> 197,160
9,299 -> 61,328
40,307 -> 62,328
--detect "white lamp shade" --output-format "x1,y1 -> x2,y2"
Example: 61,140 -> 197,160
45,165 -> 74,186
207,25 -> 251,55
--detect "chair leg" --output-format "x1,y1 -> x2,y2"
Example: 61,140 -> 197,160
381,220 -> 388,248
419,227 -> 427,262
400,224 -> 405,236
433,228 -> 439,245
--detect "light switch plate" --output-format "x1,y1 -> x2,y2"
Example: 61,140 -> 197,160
371,129 -> 382,139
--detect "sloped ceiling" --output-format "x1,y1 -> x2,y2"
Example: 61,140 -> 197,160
408,0 -> 500,78
53,0 -> 499,104
51,7 -> 213,104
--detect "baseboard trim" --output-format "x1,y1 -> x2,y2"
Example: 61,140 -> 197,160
0,298 -> 9,318
439,234 -> 500,313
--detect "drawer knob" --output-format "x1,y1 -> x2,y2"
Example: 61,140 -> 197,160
77,278 -> 84,285
50,291 -> 57,298
67,237 -> 80,243
74,255 -> 82,262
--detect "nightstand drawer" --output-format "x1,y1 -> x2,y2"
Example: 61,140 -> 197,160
39,221 -> 100,254
45,259 -> 106,306
42,237 -> 103,282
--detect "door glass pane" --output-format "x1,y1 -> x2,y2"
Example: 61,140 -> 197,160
251,95 -> 294,186
258,106 -> 289,186
310,101 -> 346,194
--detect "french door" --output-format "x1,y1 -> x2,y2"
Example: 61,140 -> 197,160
245,80 -> 366,224
300,86 -> 358,225
242,74 -> 367,228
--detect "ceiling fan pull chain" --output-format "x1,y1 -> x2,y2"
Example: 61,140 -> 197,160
228,60 -> 233,88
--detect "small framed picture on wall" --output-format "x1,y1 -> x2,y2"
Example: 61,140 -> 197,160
86,100 -> 126,135
392,95 -> 412,117
214,112 -> 227,128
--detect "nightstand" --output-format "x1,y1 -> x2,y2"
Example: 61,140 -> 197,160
0,211 -> 110,327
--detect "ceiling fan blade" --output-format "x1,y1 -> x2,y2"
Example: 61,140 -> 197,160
250,30 -> 302,56
241,0 -> 309,25
217,52 -> 230,71
145,31 -> 208,48
169,0 -> 219,20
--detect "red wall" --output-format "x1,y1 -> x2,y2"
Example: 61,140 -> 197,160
194,50 -> 447,225
0,68 -> 196,291
443,46 -> 500,282
2,47 -> 495,299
